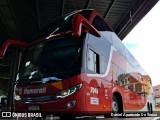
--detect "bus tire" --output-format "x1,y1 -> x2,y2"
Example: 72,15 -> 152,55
150,103 -> 153,114
112,95 -> 119,113
147,102 -> 151,113
104,95 -> 119,118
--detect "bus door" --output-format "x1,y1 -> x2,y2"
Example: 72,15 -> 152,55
85,45 -> 103,113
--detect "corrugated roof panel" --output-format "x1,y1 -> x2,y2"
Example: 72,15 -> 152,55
88,0 -> 112,16
0,0 -> 158,42
38,0 -> 62,26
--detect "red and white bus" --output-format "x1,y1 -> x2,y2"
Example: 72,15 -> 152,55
0,9 -> 155,119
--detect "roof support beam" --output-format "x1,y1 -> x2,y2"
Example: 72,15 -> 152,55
61,0 -> 65,16
104,0 -> 116,19
115,0 -> 146,39
0,0 -> 21,39
19,0 -> 38,20
115,0 -> 159,39
114,0 -> 138,30
36,0 -> 41,30
7,0 -> 22,39
85,0 -> 91,9
0,10 -> 11,36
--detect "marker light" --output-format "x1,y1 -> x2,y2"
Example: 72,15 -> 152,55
56,83 -> 82,99
67,100 -> 76,109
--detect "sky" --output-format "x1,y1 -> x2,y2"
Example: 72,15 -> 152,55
123,1 -> 160,86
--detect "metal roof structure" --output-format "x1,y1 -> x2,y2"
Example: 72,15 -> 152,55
0,0 -> 159,45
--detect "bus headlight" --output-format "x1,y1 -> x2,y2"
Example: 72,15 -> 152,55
56,83 -> 82,99
14,94 -> 21,101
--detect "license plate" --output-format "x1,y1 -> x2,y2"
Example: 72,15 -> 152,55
28,105 -> 40,111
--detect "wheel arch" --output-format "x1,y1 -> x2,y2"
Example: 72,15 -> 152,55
113,92 -> 123,113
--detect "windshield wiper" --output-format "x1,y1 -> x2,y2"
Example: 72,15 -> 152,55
18,71 -> 43,85
29,81 -> 42,84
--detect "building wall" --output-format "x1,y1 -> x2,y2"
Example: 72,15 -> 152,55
153,85 -> 160,105
117,73 -> 149,94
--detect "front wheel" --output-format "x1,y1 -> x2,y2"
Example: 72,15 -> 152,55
104,95 -> 119,118
112,95 -> 119,113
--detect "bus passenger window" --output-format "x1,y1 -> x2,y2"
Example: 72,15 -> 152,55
88,49 -> 100,74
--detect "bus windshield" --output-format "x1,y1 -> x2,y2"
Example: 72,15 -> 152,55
17,37 -> 83,86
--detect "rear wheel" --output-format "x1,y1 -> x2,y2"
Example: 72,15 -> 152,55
150,103 -> 153,114
147,102 -> 151,113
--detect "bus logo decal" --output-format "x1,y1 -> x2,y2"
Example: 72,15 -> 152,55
23,87 -> 46,94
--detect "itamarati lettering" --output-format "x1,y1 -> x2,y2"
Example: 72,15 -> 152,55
24,87 -> 46,94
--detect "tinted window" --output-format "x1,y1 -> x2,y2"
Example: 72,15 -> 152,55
92,16 -> 112,31
17,37 -> 83,86
100,56 -> 107,74
88,49 -> 100,74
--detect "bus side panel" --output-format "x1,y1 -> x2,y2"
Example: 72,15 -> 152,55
83,33 -> 113,114
101,63 -> 113,113
112,62 -> 129,111
83,74 -> 106,114
112,49 -> 147,111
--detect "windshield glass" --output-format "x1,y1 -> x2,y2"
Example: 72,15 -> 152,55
17,37 -> 83,85
28,10 -> 92,42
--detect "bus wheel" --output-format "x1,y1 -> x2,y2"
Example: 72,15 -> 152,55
104,95 -> 120,118
112,95 -> 119,113
147,102 -> 151,113
150,103 -> 153,114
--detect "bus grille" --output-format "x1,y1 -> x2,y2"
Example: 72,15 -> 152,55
20,95 -> 56,102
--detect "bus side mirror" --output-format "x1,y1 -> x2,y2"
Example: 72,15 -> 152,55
72,14 -> 101,38
0,40 -> 28,59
